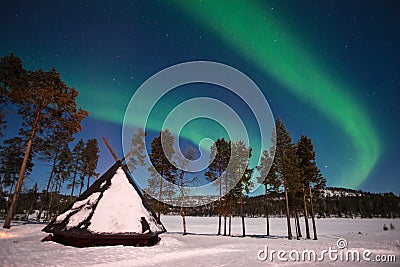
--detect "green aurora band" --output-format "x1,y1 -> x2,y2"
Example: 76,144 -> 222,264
172,0 -> 380,188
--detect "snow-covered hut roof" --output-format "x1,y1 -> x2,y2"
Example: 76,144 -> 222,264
42,161 -> 165,246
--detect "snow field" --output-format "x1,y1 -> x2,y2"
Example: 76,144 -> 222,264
0,216 -> 399,266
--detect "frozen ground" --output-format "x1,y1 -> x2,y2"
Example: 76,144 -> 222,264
0,216 -> 399,266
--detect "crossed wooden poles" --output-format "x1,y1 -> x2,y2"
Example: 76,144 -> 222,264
101,137 -> 133,164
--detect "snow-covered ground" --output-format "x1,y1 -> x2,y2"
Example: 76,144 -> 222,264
0,216 -> 399,266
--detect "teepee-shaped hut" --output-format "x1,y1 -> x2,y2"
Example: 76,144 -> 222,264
42,160 -> 166,247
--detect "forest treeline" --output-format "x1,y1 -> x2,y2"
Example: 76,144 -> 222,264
164,188 -> 400,219
1,185 -> 397,222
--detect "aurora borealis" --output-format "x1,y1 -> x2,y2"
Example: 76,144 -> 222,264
173,0 -> 380,188
0,0 -> 399,194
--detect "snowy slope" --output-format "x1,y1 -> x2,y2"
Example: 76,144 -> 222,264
0,216 -> 399,266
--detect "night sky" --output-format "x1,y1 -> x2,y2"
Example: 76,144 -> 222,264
1,0 -> 399,195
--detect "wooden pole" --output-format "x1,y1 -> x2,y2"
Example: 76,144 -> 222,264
102,137 -> 119,162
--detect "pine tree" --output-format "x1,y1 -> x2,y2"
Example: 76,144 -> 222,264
36,131 -> 72,221
309,170 -> 326,239
257,149 -> 280,236
175,146 -> 197,235
127,128 -> 146,171
2,55 -> 88,228
297,135 -> 326,240
81,138 -> 99,191
274,117 -> 294,240
49,144 -> 73,218
25,183 -> 39,220
0,137 -> 34,208
147,129 -> 177,220
69,139 -> 85,197
227,140 -> 252,237
205,138 -> 230,236
286,142 -> 302,240
0,54 -> 25,137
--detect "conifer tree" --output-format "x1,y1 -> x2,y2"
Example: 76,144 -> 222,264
2,55 -> 88,228
227,140 -> 252,237
69,139 -> 85,197
175,146 -> 197,235
0,137 -> 34,203
285,142 -> 302,240
0,54 -> 25,137
48,144 -> 73,218
257,148 -> 280,236
147,129 -> 177,220
205,138 -> 230,236
297,135 -> 326,240
25,183 -> 39,220
127,128 -> 146,171
81,138 -> 99,191
36,131 -> 72,221
274,117 -> 294,240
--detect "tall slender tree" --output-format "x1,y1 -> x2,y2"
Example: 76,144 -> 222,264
2,55 -> 88,228
296,135 -> 313,239
227,140 -> 252,237
309,168 -> 326,239
297,135 -> 326,240
175,146 -> 197,235
127,128 -> 146,171
205,138 -> 230,236
285,141 -> 302,240
81,138 -> 99,191
36,131 -> 72,221
25,183 -> 39,220
48,144 -> 73,218
69,139 -> 85,197
147,129 -> 177,220
274,117 -> 295,240
257,149 -> 280,236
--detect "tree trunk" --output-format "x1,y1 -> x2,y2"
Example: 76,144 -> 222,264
228,212 -> 232,236
3,126 -> 36,229
294,211 -> 299,240
87,175 -> 91,190
265,185 -> 270,236
309,181 -> 318,240
295,209 -> 302,238
70,162 -> 78,197
240,181 -> 245,237
302,184 -> 311,239
78,178 -> 84,196
283,176 -> 292,239
217,177 -> 222,235
181,213 -> 187,235
223,209 -> 227,236
157,173 -> 163,221
179,171 -> 187,235
223,174 -> 228,236
55,179 -> 62,215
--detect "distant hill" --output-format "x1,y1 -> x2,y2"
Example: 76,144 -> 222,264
163,187 -> 400,218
